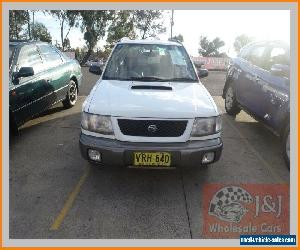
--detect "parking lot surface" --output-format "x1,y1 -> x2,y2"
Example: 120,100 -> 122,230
10,68 -> 289,239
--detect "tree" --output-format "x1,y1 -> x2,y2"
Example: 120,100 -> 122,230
49,10 -> 79,51
106,10 -> 136,50
23,22 -> 52,43
9,10 -> 29,40
171,34 -> 184,42
198,36 -> 226,57
134,10 -> 166,39
62,37 -> 71,51
233,34 -> 254,53
79,10 -> 115,65
26,10 -> 31,39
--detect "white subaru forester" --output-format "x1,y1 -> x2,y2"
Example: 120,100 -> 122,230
80,39 -> 222,168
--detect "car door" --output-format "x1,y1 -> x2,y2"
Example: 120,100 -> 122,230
38,44 -> 70,102
234,45 -> 256,108
255,45 -> 290,129
10,44 -> 51,125
236,44 -> 269,118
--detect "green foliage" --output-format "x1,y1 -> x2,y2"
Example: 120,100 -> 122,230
233,34 -> 254,53
9,10 -> 29,40
134,10 -> 166,39
80,10 -> 114,49
24,22 -> 52,43
106,10 -> 136,50
49,10 -> 80,50
199,36 -> 226,57
79,10 -> 115,64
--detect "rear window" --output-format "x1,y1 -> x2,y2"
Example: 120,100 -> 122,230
38,44 -> 63,68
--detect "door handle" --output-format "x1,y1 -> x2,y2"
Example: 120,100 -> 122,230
254,75 -> 260,84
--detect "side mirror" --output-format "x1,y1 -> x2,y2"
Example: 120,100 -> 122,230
15,67 -> 34,79
197,68 -> 209,78
270,64 -> 289,78
89,65 -> 102,75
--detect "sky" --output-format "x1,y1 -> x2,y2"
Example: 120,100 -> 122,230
34,10 -> 290,57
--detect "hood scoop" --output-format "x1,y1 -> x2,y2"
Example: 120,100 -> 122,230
131,85 -> 172,91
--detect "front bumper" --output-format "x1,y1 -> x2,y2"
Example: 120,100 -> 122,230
79,133 -> 223,167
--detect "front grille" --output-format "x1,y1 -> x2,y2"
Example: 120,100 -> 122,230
117,119 -> 188,137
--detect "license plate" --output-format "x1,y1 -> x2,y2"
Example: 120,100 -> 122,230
133,152 -> 171,167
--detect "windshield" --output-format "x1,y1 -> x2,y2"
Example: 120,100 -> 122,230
102,43 -> 198,82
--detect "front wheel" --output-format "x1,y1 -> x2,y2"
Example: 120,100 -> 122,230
62,80 -> 78,109
224,85 -> 241,116
282,126 -> 290,169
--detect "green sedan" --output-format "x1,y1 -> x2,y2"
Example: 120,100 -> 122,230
9,40 -> 82,133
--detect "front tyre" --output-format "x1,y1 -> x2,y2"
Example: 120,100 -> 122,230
225,85 -> 241,116
282,126 -> 290,169
63,80 -> 78,109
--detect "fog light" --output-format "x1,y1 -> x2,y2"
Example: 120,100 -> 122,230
88,149 -> 101,162
202,152 -> 215,164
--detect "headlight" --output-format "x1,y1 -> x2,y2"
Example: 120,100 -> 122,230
81,112 -> 114,135
191,116 -> 222,137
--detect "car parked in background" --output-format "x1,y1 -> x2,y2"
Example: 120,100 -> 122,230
80,39 -> 222,168
9,40 -> 82,133
89,64 -> 103,75
222,40 -> 290,167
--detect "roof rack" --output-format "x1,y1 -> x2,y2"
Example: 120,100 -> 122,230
168,38 -> 182,44
9,39 -> 34,43
145,36 -> 160,41
119,37 -> 131,42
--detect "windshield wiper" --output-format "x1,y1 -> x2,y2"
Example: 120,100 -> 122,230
166,77 -> 198,82
128,76 -> 166,82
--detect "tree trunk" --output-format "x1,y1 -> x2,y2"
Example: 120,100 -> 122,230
32,11 -> 35,40
61,18 -> 65,51
142,28 -> 147,39
27,10 -> 31,39
14,13 -> 19,39
80,48 -> 93,66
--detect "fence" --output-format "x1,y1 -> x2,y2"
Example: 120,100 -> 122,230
192,56 -> 231,71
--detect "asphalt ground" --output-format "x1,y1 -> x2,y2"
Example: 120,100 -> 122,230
9,68 -> 289,239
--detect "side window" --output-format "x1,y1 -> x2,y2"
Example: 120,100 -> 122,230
269,47 -> 289,66
17,45 -> 44,74
248,45 -> 268,69
239,47 -> 250,60
38,44 -> 63,68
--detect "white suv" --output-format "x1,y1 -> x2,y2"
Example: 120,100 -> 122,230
80,39 -> 222,168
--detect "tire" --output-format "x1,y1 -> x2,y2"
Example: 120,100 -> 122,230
9,113 -> 18,136
282,125 -> 290,169
62,80 -> 78,109
224,85 -> 241,116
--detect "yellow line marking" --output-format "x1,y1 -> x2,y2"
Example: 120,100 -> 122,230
50,166 -> 90,230
223,115 -> 285,184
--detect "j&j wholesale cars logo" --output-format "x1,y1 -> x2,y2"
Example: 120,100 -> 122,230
202,184 -> 289,238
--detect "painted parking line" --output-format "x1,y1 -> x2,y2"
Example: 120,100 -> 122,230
50,165 -> 90,230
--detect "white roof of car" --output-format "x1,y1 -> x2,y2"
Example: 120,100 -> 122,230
117,38 -> 182,46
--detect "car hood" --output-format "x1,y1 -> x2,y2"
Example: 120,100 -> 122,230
85,80 -> 218,118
